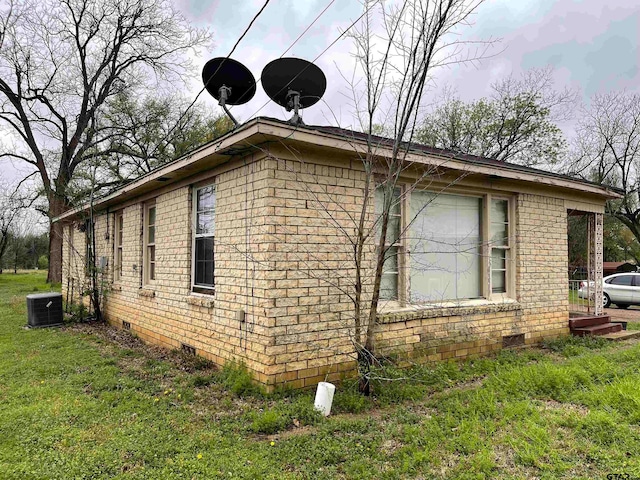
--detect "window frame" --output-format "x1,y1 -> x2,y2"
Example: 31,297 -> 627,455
143,201 -> 157,286
485,194 -> 515,301
191,183 -> 216,295
114,211 -> 124,282
377,187 -> 515,306
376,186 -> 404,302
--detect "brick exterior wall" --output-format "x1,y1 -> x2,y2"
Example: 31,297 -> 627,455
62,152 -> 575,389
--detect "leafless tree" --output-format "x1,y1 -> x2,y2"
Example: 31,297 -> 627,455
0,0 -> 210,283
567,91 -> 640,244
336,0 -> 496,393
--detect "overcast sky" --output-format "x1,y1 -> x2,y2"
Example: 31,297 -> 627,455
2,0 -> 639,187
177,0 -> 639,128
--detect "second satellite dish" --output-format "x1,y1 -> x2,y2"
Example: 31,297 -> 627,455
202,57 -> 256,126
262,58 -> 327,125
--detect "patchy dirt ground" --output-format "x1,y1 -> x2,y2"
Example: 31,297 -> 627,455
604,304 -> 640,323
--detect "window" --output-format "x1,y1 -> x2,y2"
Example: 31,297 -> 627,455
609,275 -> 633,286
143,202 -> 156,284
84,219 -> 93,277
490,199 -> 509,294
375,187 -> 402,301
114,212 -> 123,281
192,184 -> 216,293
374,188 -> 512,304
410,192 -> 482,302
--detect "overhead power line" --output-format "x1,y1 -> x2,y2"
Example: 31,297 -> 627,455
228,0 -> 337,108
246,0 -> 380,121
147,0 -> 272,159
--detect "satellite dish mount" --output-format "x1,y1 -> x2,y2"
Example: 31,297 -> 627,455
201,57 -> 256,127
216,84 -> 238,126
262,58 -> 327,125
286,89 -> 303,124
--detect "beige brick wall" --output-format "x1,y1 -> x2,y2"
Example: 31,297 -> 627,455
516,193 -> 569,342
61,151 -> 574,389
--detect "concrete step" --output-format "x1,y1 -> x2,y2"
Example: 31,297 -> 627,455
600,330 -> 640,341
570,322 -> 623,337
569,315 -> 611,329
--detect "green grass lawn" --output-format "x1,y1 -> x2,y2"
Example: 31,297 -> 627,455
1,272 -> 640,479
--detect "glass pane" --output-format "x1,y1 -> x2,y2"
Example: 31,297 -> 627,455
611,275 -> 633,286
148,225 -> 155,244
195,237 -> 215,287
197,212 -> 215,235
197,186 -> 215,211
383,246 -> 398,273
492,270 -> 505,293
374,187 -> 401,243
148,206 -> 156,226
386,216 -> 400,245
491,199 -> 508,223
490,199 -> 508,245
118,229 -> 123,245
150,245 -> 155,263
150,262 -> 155,281
491,249 -> 506,271
409,192 -> 481,302
380,273 -> 398,301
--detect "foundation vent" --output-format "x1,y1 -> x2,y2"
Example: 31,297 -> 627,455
502,333 -> 525,348
122,321 -> 131,330
181,344 -> 196,356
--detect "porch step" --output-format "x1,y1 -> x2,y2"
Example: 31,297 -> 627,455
568,315 -> 611,329
571,322 -> 623,337
600,330 -> 640,341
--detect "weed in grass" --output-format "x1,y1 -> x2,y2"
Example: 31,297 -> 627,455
332,388 -> 373,414
216,361 -> 264,397
247,397 -> 322,434
190,374 -> 215,388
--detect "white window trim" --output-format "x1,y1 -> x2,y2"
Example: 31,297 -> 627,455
191,183 -> 216,294
378,187 -> 515,308
114,212 -> 124,283
143,201 -> 156,286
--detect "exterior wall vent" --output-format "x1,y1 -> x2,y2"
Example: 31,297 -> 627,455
181,344 -> 196,356
502,333 -> 525,348
26,293 -> 63,328
122,321 -> 131,330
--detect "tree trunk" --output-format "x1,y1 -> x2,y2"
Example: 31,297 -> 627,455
47,196 -> 66,284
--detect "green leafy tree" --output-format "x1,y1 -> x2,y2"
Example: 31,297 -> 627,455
68,93 -> 234,201
417,68 -> 575,166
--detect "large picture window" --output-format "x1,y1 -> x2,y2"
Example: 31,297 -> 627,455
143,202 -> 156,285
410,192 -> 482,302
374,188 -> 512,304
192,184 -> 215,293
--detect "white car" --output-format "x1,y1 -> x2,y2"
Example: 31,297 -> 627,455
578,272 -> 640,308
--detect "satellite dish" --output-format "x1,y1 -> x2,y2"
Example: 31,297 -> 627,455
202,57 -> 256,126
261,57 -> 327,125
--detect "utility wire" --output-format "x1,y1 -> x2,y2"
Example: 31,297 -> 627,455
246,0 -> 380,121
228,0 -> 337,109
146,0 -> 272,159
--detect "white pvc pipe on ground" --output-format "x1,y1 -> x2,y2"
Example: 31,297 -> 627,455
314,382 -> 336,416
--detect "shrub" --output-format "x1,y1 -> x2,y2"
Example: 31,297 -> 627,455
37,255 -> 49,270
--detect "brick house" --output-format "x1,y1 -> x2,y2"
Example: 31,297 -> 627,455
56,117 -> 617,389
